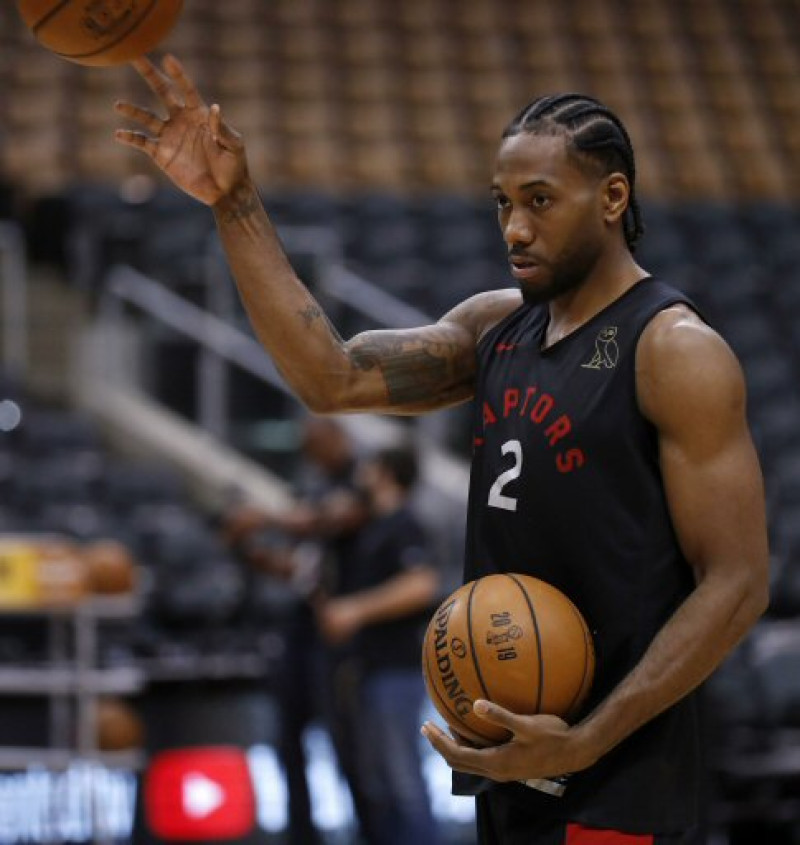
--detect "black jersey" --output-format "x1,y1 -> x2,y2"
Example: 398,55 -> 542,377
350,506 -> 433,673
457,278 -> 701,834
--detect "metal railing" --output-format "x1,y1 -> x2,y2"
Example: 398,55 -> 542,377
96,225 -> 471,508
99,226 -> 434,440
104,262 -> 289,439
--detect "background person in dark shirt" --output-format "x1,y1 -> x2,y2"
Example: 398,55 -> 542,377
318,445 -> 442,845
224,416 -> 367,845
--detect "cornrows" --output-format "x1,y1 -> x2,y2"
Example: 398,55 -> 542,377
503,94 -> 645,251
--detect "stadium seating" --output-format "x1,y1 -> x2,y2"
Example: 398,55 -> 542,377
0,0 -> 797,199
0,1 -> 799,838
0,395 -> 248,638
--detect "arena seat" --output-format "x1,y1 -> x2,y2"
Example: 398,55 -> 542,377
3,0 -> 796,200
101,463 -> 186,514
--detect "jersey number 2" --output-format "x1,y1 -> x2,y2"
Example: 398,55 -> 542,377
488,439 -> 522,512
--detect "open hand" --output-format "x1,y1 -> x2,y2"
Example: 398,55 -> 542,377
421,700 -> 592,783
114,54 -> 247,206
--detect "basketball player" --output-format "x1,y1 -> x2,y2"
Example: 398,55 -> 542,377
114,56 -> 769,845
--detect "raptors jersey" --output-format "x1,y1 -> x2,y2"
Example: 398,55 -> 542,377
458,278 -> 702,833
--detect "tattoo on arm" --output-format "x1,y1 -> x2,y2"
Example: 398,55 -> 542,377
349,331 -> 474,406
298,303 -> 322,328
219,186 -> 261,224
297,300 -> 345,343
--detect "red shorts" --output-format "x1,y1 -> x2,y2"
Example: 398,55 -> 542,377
476,793 -> 696,845
566,825 -> 683,845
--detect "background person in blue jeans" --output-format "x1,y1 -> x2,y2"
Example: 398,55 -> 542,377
317,445 -> 442,845
224,416 -> 371,845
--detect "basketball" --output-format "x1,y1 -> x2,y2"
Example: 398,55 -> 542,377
14,0 -> 183,67
422,573 -> 595,746
82,539 -> 137,595
96,697 -> 145,751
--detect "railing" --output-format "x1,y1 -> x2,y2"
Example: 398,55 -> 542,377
99,226 -> 433,435
104,263 -> 289,440
0,221 -> 28,384
97,226 -> 470,501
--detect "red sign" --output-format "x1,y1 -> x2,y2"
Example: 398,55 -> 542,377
145,747 -> 256,841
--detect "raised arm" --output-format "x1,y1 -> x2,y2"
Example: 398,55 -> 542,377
114,55 -> 519,415
422,305 -> 769,781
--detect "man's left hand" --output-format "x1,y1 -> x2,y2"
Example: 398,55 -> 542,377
421,700 -> 594,782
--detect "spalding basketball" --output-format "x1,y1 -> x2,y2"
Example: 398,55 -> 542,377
422,573 -> 595,746
14,0 -> 183,67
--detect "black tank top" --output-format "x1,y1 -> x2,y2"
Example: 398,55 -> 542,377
456,277 -> 701,834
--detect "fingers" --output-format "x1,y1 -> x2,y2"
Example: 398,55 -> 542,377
421,721 -> 491,777
114,129 -> 158,159
162,54 -> 205,110
448,727 -> 475,747
114,100 -> 164,135
131,55 -> 182,111
209,104 -> 242,152
473,700 -> 520,731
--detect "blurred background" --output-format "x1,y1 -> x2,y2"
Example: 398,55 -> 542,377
0,0 -> 798,843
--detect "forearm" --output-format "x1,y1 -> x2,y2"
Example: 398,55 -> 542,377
573,570 -> 767,766
117,55 -> 480,414
351,568 -> 439,628
212,180 -> 360,411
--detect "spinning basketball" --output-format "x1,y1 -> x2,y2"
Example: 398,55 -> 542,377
422,573 -> 595,746
15,0 -> 183,67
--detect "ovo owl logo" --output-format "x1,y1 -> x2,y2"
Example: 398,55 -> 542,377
581,326 -> 619,370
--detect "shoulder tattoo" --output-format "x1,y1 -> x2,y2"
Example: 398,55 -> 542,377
349,330 -> 474,406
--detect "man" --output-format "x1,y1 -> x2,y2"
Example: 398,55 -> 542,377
115,58 -> 769,845
223,416 -> 366,845
316,446 -> 441,845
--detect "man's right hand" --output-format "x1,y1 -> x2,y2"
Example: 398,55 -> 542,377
114,54 -> 248,207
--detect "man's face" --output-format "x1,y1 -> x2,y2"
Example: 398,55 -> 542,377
491,132 -> 610,305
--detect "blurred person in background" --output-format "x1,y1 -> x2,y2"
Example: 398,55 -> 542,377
317,445 -> 441,845
224,415 -> 368,845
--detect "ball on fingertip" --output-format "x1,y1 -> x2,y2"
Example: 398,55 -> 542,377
14,0 -> 183,67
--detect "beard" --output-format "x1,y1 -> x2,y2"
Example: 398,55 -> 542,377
518,264 -> 585,306
516,240 -> 602,306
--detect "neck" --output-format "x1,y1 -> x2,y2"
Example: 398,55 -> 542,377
545,245 -> 647,347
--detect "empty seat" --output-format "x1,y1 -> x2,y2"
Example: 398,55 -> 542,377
102,463 -> 186,514
33,501 -> 122,543
740,352 -> 794,405
420,219 -> 497,265
345,216 -> 422,269
19,411 -> 102,457
11,453 -> 104,513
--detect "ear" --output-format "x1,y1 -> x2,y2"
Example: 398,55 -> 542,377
602,173 -> 630,225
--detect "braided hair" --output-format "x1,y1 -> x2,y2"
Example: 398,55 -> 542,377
503,94 -> 645,251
